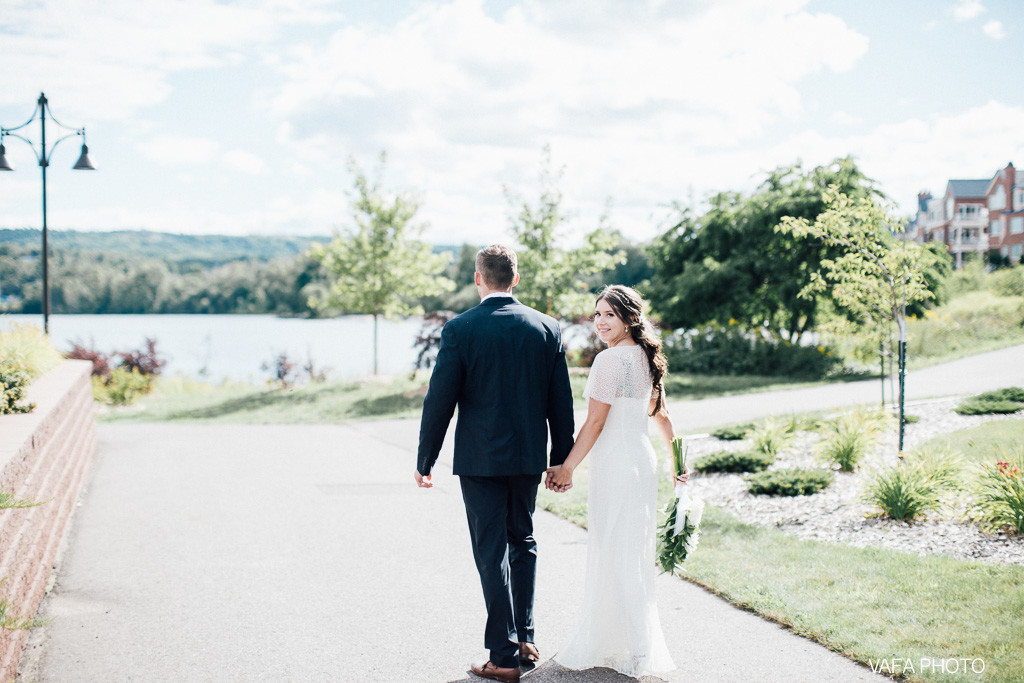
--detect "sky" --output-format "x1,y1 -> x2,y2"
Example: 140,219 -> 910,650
0,0 -> 1022,246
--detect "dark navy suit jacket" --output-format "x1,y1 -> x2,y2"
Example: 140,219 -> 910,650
417,295 -> 575,477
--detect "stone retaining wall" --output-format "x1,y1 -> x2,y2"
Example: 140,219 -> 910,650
0,360 -> 96,682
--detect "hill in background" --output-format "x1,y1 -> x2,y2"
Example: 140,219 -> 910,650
0,228 -> 333,267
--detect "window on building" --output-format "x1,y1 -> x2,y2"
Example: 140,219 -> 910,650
1015,188 -> 1024,211
1012,244 -> 1024,263
989,185 -> 1007,210
991,219 -> 1002,236
1012,217 -> 1024,235
959,205 -> 980,216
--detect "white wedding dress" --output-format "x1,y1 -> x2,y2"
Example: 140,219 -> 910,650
554,345 -> 676,678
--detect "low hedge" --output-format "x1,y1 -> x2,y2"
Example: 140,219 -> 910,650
746,468 -> 833,496
954,399 -> 1022,416
711,423 -> 756,441
694,449 -> 775,474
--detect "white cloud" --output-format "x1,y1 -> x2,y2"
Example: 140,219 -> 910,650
830,111 -> 863,126
953,0 -> 985,21
136,136 -> 220,165
0,0 -> 342,121
982,20 -> 1006,39
761,101 -> 1024,218
222,149 -> 269,175
264,0 -> 869,242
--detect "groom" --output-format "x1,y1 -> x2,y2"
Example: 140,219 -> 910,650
416,244 -> 575,682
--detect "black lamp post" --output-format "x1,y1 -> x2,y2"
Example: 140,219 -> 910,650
0,92 -> 96,334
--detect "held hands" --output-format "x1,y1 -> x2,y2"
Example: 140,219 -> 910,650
545,464 -> 574,493
414,470 -> 433,488
675,468 -> 689,486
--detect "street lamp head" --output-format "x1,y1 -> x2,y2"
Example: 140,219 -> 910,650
73,143 -> 96,170
0,144 -> 13,171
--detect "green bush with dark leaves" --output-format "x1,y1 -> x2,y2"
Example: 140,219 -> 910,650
974,387 -> 1024,403
662,326 -> 843,379
693,449 -> 774,474
745,468 -> 833,496
711,423 -> 756,441
954,399 -> 1022,416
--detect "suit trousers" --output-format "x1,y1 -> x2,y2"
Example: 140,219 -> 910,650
459,473 -> 543,669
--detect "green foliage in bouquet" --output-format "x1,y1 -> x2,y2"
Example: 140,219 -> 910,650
693,449 -> 774,474
746,468 -> 833,496
657,438 -> 703,573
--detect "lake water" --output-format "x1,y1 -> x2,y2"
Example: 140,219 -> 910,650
0,313 -> 423,382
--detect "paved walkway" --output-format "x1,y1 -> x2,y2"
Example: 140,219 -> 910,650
19,344 -> 1024,681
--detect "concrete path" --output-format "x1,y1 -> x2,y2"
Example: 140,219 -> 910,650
20,344 -> 1024,681
664,343 -> 1024,431
21,423 -> 880,683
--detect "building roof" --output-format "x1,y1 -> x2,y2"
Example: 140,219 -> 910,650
946,179 -> 990,198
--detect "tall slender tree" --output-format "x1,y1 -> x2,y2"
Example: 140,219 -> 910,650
308,153 -> 454,375
505,146 -> 624,320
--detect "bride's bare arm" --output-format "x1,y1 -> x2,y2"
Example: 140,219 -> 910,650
651,399 -> 688,485
546,398 -> 611,491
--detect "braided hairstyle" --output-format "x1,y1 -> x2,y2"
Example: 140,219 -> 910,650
595,285 -> 668,416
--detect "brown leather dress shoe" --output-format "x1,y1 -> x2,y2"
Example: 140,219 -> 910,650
470,660 -> 522,682
518,642 -> 540,663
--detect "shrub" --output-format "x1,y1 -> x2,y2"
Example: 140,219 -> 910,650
817,411 -> 884,472
973,448 -> 1024,535
92,367 -> 152,406
973,387 -> 1024,403
0,324 -> 61,380
749,418 -> 794,457
66,341 -> 113,380
988,266 -> 1024,297
865,449 -> 961,521
117,338 -> 166,377
412,310 -> 455,372
954,399 -> 1022,416
70,339 -> 166,406
0,361 -> 35,414
901,413 -> 920,424
746,468 -> 833,496
662,325 -> 843,379
262,351 -> 298,388
711,423 -> 755,441
693,449 -> 774,474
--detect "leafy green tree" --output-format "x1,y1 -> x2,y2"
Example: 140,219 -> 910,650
308,153 -> 454,374
648,157 -> 878,341
505,147 -> 624,319
777,188 -> 936,452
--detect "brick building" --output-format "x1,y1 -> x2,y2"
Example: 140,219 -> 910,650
912,162 -> 1024,267
985,162 -> 1024,265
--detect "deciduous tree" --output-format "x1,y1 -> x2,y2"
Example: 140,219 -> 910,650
308,153 -> 454,374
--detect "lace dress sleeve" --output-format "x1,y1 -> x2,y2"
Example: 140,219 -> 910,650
583,350 -> 624,405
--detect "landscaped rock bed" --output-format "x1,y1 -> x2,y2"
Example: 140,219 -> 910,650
682,396 -> 1024,566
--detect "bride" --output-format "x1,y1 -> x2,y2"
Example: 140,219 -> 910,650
545,284 -> 686,679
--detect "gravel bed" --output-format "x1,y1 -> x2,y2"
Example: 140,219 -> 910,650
681,396 -> 1024,566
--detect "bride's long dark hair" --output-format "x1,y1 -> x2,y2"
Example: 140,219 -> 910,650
595,285 -> 668,416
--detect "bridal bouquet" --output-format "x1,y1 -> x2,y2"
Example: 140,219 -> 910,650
657,437 -> 704,573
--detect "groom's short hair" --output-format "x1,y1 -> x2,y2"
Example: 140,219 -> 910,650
476,245 -> 517,290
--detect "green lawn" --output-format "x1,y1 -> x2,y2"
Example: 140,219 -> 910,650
100,375 -> 431,424
538,441 -> 1024,683
101,370 -> 853,424
912,418 -> 1024,468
